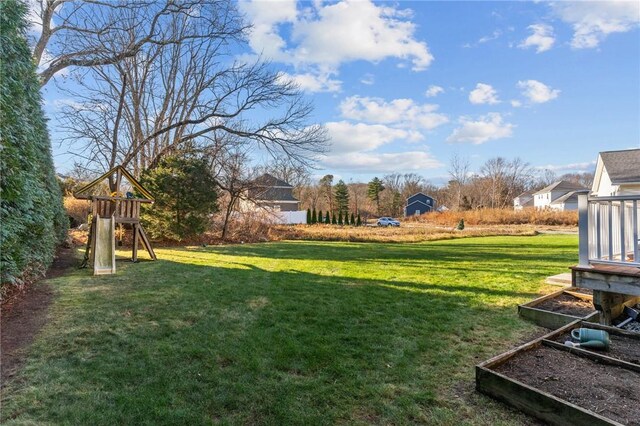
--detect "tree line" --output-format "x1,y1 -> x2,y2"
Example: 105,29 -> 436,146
285,156 -> 594,219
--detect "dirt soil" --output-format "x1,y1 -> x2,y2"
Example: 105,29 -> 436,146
494,346 -> 640,425
1,246 -> 77,381
552,332 -> 640,365
535,293 -> 595,317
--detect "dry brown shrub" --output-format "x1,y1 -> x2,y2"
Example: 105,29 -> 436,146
271,223 -> 538,243
63,197 -> 91,227
408,208 -> 577,227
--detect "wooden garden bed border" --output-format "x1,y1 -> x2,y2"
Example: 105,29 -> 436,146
476,320 -> 639,426
518,287 -> 599,329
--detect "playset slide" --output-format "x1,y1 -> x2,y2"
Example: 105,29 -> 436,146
93,215 -> 116,275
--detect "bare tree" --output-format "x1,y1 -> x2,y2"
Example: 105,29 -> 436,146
402,173 -> 425,198
536,168 -> 558,189
30,0 -> 249,86
56,0 -> 327,183
210,146 -> 257,240
319,174 -> 334,213
479,157 -> 532,209
448,153 -> 471,210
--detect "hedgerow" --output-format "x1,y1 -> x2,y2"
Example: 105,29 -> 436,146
0,0 -> 68,292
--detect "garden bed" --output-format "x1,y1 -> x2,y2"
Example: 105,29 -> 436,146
477,321 -> 640,426
518,288 -> 598,329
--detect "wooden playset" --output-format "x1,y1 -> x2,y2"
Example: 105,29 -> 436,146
73,165 -> 156,275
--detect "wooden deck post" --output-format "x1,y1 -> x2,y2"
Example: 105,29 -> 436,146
578,193 -> 590,267
132,223 -> 139,263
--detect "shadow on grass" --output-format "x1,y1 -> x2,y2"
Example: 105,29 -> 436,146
3,238 -> 572,425
180,235 -> 577,265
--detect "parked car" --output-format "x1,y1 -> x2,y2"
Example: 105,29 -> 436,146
377,217 -> 400,227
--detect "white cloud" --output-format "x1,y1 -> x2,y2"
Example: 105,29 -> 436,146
552,1 -> 640,49
536,161 -> 597,172
239,0 -> 433,92
463,29 -> 502,48
510,100 -> 522,108
517,80 -> 560,104
469,83 -> 500,105
322,151 -> 442,172
447,113 -> 514,144
279,71 -> 342,93
360,73 -> 375,85
478,29 -> 502,44
519,24 -> 555,53
339,96 -> 448,130
325,121 -> 423,154
425,85 -> 444,98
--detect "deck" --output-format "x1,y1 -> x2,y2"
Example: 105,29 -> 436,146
573,193 -> 640,324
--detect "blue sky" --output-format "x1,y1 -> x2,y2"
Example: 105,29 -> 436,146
43,1 -> 640,183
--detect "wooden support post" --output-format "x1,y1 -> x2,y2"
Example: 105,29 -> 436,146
80,218 -> 96,268
593,290 -> 640,325
132,223 -> 139,262
137,225 -> 157,261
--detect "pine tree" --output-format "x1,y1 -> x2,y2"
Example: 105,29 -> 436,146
332,213 -> 337,225
351,213 -> 356,226
317,209 -> 323,224
306,208 -> 311,224
356,214 -> 362,226
338,211 -> 343,225
140,156 -> 219,240
312,208 -> 317,224
325,211 -> 330,224
344,213 -> 349,225
367,177 -> 385,215
334,179 -> 350,216
457,219 -> 465,230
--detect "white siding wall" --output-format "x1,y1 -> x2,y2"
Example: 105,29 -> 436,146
594,170 -> 615,197
534,192 -> 552,209
514,195 -> 533,210
275,210 -> 307,224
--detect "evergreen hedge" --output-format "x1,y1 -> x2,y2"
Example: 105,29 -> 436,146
1,0 -> 67,290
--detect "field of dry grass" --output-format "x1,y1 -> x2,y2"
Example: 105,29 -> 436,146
67,206 -> 577,246
271,222 -> 543,243
411,208 -> 578,227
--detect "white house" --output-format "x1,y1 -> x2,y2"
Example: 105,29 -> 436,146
238,173 -> 306,224
533,180 -> 588,211
591,148 -> 640,196
513,190 -> 534,210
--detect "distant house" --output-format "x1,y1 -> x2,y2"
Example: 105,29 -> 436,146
405,192 -> 436,216
591,148 -> 640,196
513,190 -> 535,211
533,180 -> 589,211
246,173 -> 300,212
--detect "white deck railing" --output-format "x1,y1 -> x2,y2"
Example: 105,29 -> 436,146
578,193 -> 640,268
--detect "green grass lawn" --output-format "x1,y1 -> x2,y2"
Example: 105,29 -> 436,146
2,235 -> 578,425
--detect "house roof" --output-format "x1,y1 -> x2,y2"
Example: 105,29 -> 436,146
515,190 -> 535,199
600,149 -> 640,184
252,173 -> 293,188
533,180 -> 587,196
406,199 -> 430,208
248,187 -> 299,202
406,192 -> 435,204
550,189 -> 588,205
